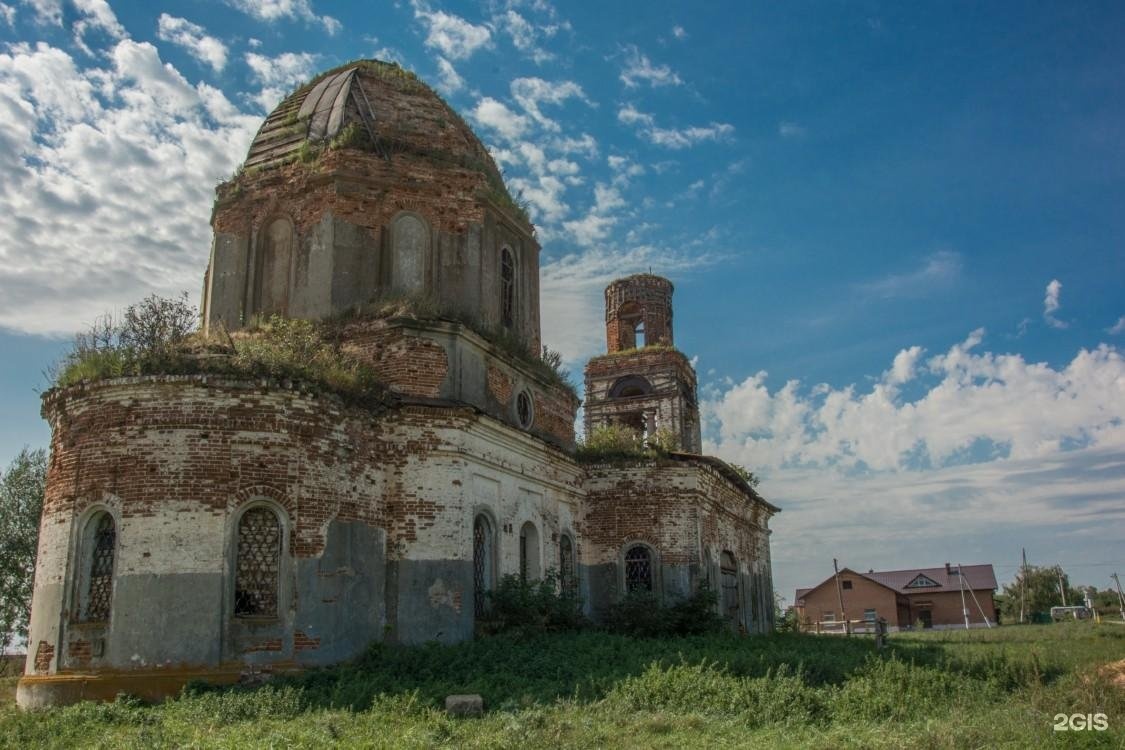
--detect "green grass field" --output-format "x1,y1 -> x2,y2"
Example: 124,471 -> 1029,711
1,622 -> 1122,748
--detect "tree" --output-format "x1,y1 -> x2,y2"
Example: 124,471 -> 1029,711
0,448 -> 47,667
998,564 -> 1084,622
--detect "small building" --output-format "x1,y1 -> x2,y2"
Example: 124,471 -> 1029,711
794,563 -> 998,631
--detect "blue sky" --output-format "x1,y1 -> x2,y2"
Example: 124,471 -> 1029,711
1,1 -> 1123,604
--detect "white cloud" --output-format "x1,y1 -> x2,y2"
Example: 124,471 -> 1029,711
224,0 -> 340,34
471,96 -> 530,141
510,77 -> 589,132
1107,316 -> 1125,335
244,51 -> 318,112
858,250 -> 962,299
540,244 -> 717,362
778,121 -> 806,138
618,104 -> 733,149
157,14 -> 228,73
1044,278 -> 1067,329
703,332 -> 1125,474
672,25 -> 687,40
1,3 -> 15,26
619,44 -> 681,88
0,39 -> 260,335
434,56 -> 463,94
72,0 -> 126,55
411,1 -> 491,61
21,0 -> 61,26
549,132 -> 597,158
496,9 -> 562,64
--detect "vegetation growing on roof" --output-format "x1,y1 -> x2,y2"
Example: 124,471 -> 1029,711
51,296 -> 390,410
328,290 -> 577,399
574,424 -> 677,463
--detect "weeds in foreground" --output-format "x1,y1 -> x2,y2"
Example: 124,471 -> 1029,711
1,624 -> 1122,749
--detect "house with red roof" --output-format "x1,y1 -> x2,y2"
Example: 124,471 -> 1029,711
794,563 -> 998,631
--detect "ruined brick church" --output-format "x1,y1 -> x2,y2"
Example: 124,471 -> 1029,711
19,61 -> 777,707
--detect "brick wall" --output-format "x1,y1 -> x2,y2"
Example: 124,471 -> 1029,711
604,275 -> 674,353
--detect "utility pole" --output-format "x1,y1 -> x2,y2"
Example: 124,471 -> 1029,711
1058,567 -> 1068,607
833,558 -> 849,635
1107,575 -> 1125,620
957,563 -> 970,629
962,564 -> 993,629
1019,548 -> 1028,624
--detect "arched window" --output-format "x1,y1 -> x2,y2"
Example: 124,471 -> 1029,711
720,551 -> 739,623
616,301 -> 644,350
392,213 -> 428,293
559,535 -> 576,596
473,514 -> 495,617
624,544 -> 654,593
234,507 -> 281,617
519,521 -> 540,581
500,247 -> 515,329
81,512 -> 116,622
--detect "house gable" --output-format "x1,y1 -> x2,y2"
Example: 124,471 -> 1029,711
904,573 -> 941,589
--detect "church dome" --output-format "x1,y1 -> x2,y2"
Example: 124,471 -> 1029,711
242,59 -> 503,186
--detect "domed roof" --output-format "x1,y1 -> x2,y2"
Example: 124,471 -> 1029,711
242,60 -> 503,184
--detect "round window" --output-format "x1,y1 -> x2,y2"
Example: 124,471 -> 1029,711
516,391 -> 534,429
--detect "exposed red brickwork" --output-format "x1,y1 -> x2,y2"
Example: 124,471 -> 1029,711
293,631 -> 321,651
339,322 -> 449,399
487,364 -> 513,406
604,275 -> 674,353
67,639 -> 92,667
582,459 -> 772,569
34,641 -> 54,674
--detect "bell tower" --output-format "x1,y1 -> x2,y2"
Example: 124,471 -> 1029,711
583,274 -> 702,452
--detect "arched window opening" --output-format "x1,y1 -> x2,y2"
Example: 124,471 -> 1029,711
624,545 -> 653,593
234,507 -> 281,617
617,302 -> 644,350
82,512 -> 116,622
519,521 -> 540,581
720,551 -> 739,623
500,247 -> 515,329
609,375 -> 653,400
559,535 -> 577,597
473,514 -> 495,617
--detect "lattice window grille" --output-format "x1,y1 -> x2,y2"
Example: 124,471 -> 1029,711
84,514 -> 115,622
559,536 -> 576,596
624,545 -> 653,592
234,507 -> 281,617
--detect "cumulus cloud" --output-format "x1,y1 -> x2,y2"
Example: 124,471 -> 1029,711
619,44 -> 681,88
224,0 -> 339,34
510,77 -> 589,132
471,96 -> 530,141
618,105 -> 734,149
1107,316 -> 1125,335
1044,278 -> 1067,329
244,51 -> 318,112
72,0 -> 127,55
0,39 -> 260,335
671,25 -> 687,40
411,1 -> 491,61
156,14 -> 228,73
495,9 -> 566,64
1,3 -> 15,26
434,56 -> 463,94
21,0 -> 61,26
703,332 -> 1125,474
